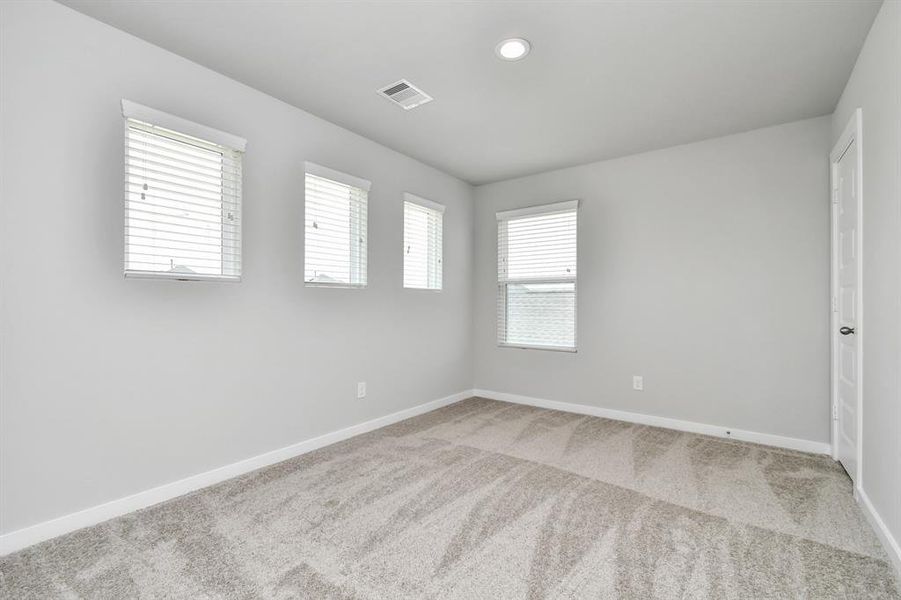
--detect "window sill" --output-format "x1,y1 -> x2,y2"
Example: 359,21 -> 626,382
498,343 -> 577,353
124,270 -> 240,283
304,281 -> 367,289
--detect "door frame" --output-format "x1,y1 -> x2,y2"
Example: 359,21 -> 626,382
829,108 -> 863,492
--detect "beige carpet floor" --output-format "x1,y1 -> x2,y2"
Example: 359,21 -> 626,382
1,397 -> 898,599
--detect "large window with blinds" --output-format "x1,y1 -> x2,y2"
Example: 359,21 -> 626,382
497,201 -> 578,351
403,193 -> 444,290
304,162 -> 370,287
122,100 -> 245,281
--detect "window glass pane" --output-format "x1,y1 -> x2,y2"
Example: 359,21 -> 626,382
504,282 -> 576,348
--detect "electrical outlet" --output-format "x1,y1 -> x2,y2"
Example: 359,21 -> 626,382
632,376 -> 643,391
357,382 -> 366,399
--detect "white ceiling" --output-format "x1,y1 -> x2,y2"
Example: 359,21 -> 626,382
60,0 -> 881,185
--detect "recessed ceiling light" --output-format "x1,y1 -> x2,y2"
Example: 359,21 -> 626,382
495,38 -> 530,61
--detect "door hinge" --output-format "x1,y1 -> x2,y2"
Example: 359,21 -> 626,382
832,404 -> 838,420
832,296 -> 838,312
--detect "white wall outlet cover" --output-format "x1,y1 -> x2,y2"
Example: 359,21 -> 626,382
632,376 -> 644,391
357,382 -> 366,399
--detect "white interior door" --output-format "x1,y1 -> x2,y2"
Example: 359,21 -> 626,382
831,110 -> 861,484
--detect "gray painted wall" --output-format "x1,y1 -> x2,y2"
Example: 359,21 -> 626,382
831,0 -> 901,567
474,117 -> 832,444
2,0 -> 887,554
0,1 -> 473,533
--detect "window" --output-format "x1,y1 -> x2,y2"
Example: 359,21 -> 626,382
497,201 -> 578,351
304,162 -> 370,287
122,100 -> 244,281
403,193 -> 444,290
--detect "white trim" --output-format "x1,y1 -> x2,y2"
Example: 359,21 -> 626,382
0,389 -> 474,556
496,199 -> 579,221
120,99 -> 246,152
829,108 -> 863,492
498,342 -> 577,353
303,282 -> 368,290
473,389 -> 831,455
124,271 -> 241,283
305,161 -> 372,192
856,487 -> 901,581
403,192 -> 445,214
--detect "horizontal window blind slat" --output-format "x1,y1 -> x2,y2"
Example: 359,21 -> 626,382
126,256 -> 241,268
127,200 -> 231,222
126,231 -> 239,249
125,183 -> 238,208
305,211 -> 368,227
124,170 -> 241,197
125,220 -> 239,241
125,191 -> 239,216
304,246 -> 368,259
125,142 -> 229,169
126,208 -> 229,229
129,243 -> 238,264
125,130 -> 242,160
500,220 -> 577,234
500,233 -> 576,245
305,195 -> 368,207
125,164 -> 239,191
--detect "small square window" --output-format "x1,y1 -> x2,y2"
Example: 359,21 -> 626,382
123,101 -> 243,281
304,163 -> 370,287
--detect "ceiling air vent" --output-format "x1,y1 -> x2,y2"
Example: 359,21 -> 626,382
378,79 -> 433,110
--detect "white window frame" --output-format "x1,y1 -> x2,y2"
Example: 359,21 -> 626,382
497,200 -> 579,352
403,193 -> 444,291
303,161 -> 371,288
121,100 -> 246,282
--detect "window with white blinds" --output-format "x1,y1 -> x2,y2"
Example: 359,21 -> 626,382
304,162 -> 370,287
497,200 -> 578,351
122,100 -> 245,281
403,193 -> 444,290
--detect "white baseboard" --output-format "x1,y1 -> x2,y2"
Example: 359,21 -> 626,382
856,487 -> 901,580
473,389 -> 831,455
0,389 -> 473,557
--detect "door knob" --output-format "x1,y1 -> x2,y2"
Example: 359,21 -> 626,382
840,326 -> 855,335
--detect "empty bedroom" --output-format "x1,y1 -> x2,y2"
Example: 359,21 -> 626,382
1,0 -> 900,598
